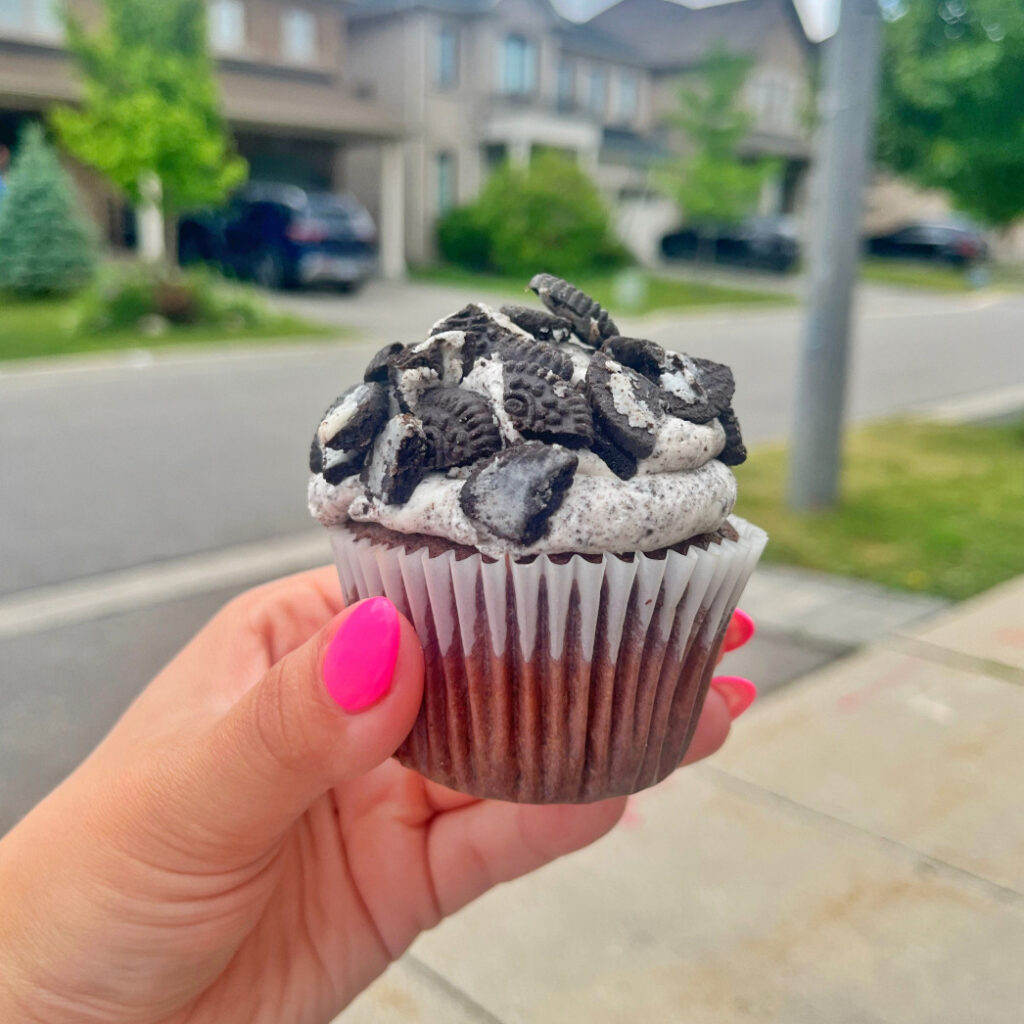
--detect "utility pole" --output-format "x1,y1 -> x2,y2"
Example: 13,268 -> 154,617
787,0 -> 882,510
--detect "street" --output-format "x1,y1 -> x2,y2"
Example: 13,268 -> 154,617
1,280 -> 1022,830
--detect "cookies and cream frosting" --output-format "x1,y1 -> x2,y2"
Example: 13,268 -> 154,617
307,274 -> 747,557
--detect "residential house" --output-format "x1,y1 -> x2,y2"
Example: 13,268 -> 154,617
589,0 -> 816,260
343,0 -> 655,264
0,0 -> 409,274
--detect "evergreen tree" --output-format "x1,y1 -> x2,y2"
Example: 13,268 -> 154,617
0,123 -> 96,297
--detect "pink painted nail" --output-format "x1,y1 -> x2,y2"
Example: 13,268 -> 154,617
723,608 -> 756,653
323,598 -> 400,712
711,676 -> 758,720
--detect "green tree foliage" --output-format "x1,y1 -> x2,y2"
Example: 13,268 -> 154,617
878,0 -> 1024,226
658,44 -> 777,228
0,123 -> 96,297
51,0 -> 246,225
438,151 -> 628,277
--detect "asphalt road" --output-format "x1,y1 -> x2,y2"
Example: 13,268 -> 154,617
1,281 -> 1022,830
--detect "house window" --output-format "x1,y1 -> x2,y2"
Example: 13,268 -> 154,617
616,71 -> 637,121
436,151 -> 455,214
556,59 -> 575,110
586,68 -> 606,116
208,0 -> 245,54
436,26 -> 458,88
282,8 -> 317,64
750,70 -> 799,133
501,34 -> 537,96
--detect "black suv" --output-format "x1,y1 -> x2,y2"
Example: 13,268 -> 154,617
178,183 -> 378,290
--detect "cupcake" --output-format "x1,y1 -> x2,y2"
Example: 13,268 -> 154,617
308,274 -> 767,803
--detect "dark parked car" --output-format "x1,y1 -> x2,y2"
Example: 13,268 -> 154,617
865,221 -> 989,267
178,183 -> 378,289
660,216 -> 800,273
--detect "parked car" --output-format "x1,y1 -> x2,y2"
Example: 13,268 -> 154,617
178,183 -> 378,290
865,220 -> 989,267
660,215 -> 800,273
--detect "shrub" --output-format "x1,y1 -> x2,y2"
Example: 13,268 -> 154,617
0,123 -> 97,297
437,151 -> 629,278
76,263 -> 279,334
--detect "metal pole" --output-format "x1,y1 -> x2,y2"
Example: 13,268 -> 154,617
787,0 -> 881,510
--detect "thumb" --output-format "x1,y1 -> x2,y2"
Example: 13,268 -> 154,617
163,597 -> 424,857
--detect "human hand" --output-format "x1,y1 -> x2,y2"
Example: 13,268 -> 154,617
0,569 -> 750,1024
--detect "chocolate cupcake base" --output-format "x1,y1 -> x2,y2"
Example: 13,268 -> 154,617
330,516 -> 766,803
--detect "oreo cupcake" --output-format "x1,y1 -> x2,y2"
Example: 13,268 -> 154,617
308,275 -> 767,803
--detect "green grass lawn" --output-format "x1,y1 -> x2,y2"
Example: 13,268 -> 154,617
411,265 -> 793,314
0,293 -> 332,362
734,418 -> 1024,600
861,258 -> 1024,294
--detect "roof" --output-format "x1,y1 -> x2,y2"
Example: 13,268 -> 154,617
348,0 -> 493,19
554,19 -> 646,64
587,0 -> 814,72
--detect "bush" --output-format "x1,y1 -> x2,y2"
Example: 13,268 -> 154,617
437,151 -> 629,278
76,263 -> 281,334
0,123 -> 97,297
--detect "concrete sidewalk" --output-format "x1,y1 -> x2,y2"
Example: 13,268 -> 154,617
337,574 -> 1024,1024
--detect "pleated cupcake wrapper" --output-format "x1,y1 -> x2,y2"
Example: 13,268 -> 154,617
328,517 -> 767,803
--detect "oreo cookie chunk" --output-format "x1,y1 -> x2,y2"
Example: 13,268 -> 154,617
600,335 -> 666,380
460,442 -> 578,547
659,352 -> 734,424
499,304 -> 574,344
321,444 -> 367,486
389,343 -> 444,412
716,407 -> 748,467
503,363 -> 594,448
418,386 -> 502,470
586,355 -> 663,459
363,414 -> 430,504
590,422 -> 638,480
529,274 -> 619,347
430,303 -> 494,338
317,382 -> 389,450
364,342 -> 404,383
489,332 -> 573,381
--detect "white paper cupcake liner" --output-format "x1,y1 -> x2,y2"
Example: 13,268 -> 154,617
329,517 -> 767,803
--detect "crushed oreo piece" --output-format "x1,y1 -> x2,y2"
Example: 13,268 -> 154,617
389,344 -> 443,412
460,442 -> 578,547
489,332 -> 573,380
529,274 -> 619,347
364,342 -> 404,383
362,414 -> 430,504
430,303 -> 494,338
309,434 -> 324,475
600,335 -> 666,380
586,355 -> 662,458
590,422 -> 638,480
716,408 -> 748,466
503,363 -> 594,449
317,382 -> 390,451
659,352 -> 734,424
322,445 -> 366,485
418,386 -> 502,470
499,304 -> 575,344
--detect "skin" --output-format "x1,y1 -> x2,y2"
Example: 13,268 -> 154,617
0,566 -> 737,1024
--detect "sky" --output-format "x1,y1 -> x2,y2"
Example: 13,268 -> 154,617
556,0 -> 836,42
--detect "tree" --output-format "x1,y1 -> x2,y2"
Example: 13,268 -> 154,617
0,123 -> 96,297
52,0 -> 247,262
877,0 -> 1024,226
657,44 -> 777,244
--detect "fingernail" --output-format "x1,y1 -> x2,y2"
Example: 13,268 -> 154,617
711,676 -> 758,720
323,598 -> 400,712
723,608 -> 756,652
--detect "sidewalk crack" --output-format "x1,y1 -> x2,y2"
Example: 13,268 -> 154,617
701,766 -> 1024,906
403,953 -> 511,1024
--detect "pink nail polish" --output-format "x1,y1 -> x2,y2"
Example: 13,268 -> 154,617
323,598 -> 400,712
723,608 -> 756,653
711,676 -> 758,720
